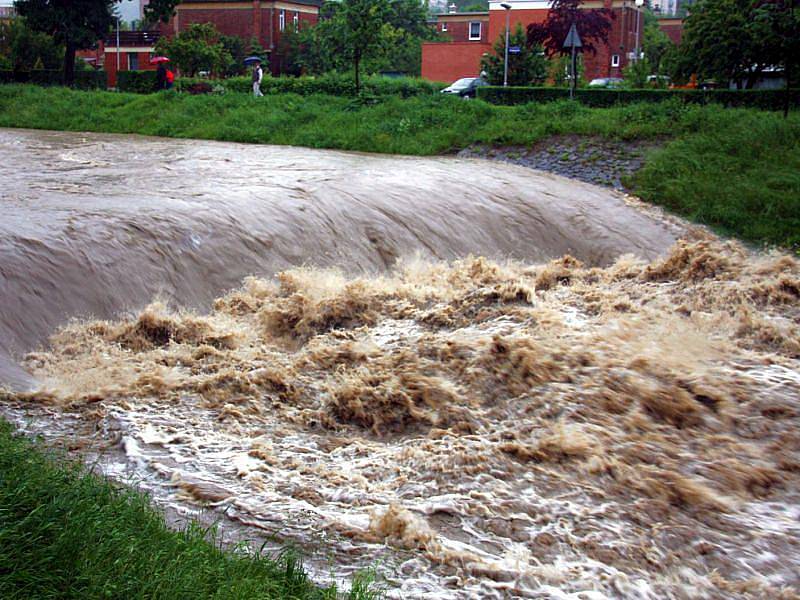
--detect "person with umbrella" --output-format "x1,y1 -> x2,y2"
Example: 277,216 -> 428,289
151,56 -> 172,91
245,56 -> 264,97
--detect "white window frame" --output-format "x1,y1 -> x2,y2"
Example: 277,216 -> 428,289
279,9 -> 285,32
441,22 -> 448,32
293,11 -> 299,30
468,21 -> 481,40
611,54 -> 620,67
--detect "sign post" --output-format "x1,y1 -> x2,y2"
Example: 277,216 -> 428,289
501,3 -> 512,87
563,23 -> 582,100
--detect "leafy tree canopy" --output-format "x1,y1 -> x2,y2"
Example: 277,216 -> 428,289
481,23 -> 546,85
154,22 -> 232,77
0,17 -> 63,71
527,0 -> 613,57
14,0 -> 115,83
675,0 -> 799,89
144,0 -> 180,24
281,0 -> 433,86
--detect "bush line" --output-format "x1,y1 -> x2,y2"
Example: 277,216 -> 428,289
477,85 -> 800,110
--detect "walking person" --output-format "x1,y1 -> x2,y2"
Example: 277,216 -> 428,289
155,62 -> 168,92
252,59 -> 264,97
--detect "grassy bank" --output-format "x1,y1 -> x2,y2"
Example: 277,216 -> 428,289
0,419 -> 374,599
0,84 -> 798,249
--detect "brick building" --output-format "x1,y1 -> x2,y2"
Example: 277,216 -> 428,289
103,31 -> 161,88
422,11 -> 491,82
422,0 -> 645,84
657,15 -> 683,45
162,0 -> 322,74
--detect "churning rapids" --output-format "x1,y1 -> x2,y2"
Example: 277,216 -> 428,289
1,128 -> 799,599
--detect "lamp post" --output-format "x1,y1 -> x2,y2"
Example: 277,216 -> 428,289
634,0 -> 644,62
501,3 -> 511,87
116,0 -> 134,73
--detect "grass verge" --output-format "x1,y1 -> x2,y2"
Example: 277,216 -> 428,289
0,419 -> 375,599
0,84 -> 798,249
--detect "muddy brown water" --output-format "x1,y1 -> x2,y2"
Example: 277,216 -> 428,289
0,128 -> 681,388
3,129 -> 799,600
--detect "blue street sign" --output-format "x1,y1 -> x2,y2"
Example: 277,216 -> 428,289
508,46 -> 521,54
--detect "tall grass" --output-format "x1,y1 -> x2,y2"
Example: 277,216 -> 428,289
0,420 -> 377,599
0,84 -> 798,249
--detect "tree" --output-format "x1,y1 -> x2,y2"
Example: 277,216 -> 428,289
751,0 -> 799,114
526,0 -> 613,58
284,0 -> 435,91
327,0 -> 390,92
0,17 -> 63,71
642,10 -> 674,75
13,0 -> 115,84
143,0 -> 180,24
622,56 -> 651,87
675,0 -> 799,89
154,22 -> 231,77
220,34 -> 246,77
480,23 -> 546,85
435,0 -> 488,12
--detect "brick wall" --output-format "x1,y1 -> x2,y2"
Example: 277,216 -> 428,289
105,49 -> 156,87
436,17 -> 490,43
658,18 -> 683,45
421,42 -> 491,83
164,2 -> 320,75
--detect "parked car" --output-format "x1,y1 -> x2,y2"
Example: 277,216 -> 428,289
647,75 -> 671,87
588,77 -> 625,89
441,77 -> 488,98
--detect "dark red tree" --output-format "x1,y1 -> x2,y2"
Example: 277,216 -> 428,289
527,0 -> 613,57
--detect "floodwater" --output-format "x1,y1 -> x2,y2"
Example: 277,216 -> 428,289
2,128 -> 799,599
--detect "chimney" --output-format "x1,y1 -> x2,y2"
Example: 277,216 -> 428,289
448,2 -> 457,13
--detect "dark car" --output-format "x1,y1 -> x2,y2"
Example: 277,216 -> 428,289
441,77 -> 488,98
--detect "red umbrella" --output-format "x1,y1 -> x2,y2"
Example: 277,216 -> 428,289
149,56 -> 170,65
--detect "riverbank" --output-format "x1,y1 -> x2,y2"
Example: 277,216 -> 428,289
0,84 -> 798,250
0,418 -> 375,599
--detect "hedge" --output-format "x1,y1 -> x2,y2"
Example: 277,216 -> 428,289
477,86 -> 800,110
0,69 -> 106,90
117,70 -> 158,94
177,72 -> 445,97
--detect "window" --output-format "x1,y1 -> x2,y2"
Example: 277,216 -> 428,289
611,54 -> 620,67
293,11 -> 299,30
279,9 -> 285,31
441,22 -> 448,32
128,53 -> 139,71
468,21 -> 481,40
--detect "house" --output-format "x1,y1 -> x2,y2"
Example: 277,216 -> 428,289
656,15 -> 683,45
103,30 -> 161,87
422,0 -> 645,84
0,0 -> 15,20
422,10 -> 491,83
161,0 -> 323,74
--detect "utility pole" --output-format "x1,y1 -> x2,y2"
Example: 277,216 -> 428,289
501,3 -> 511,87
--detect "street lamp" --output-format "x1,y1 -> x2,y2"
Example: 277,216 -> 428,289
501,2 -> 511,87
634,0 -> 644,62
116,0 -> 134,73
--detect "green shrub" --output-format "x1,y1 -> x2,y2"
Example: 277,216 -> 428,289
178,72 -> 444,97
117,70 -> 158,93
478,86 -> 800,110
0,69 -> 105,89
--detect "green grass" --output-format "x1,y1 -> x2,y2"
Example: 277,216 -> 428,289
0,84 -> 798,249
0,419 -> 376,599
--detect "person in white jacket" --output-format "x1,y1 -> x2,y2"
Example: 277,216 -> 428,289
252,60 -> 264,97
